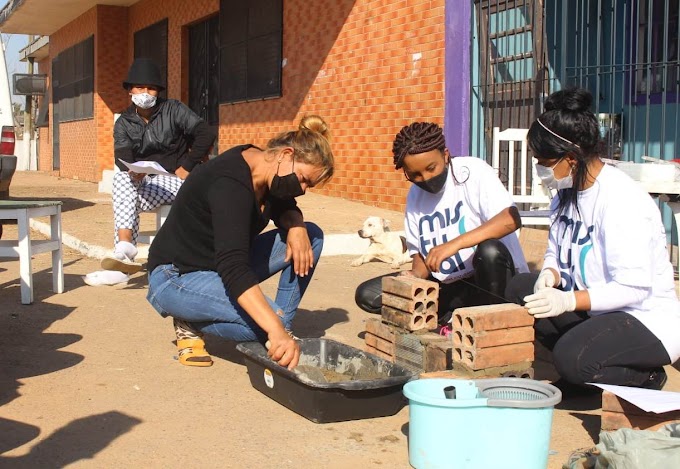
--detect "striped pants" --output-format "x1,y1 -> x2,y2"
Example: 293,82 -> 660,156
112,171 -> 183,245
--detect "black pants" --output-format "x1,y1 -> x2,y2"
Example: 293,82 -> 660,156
505,273 -> 671,387
354,239 -> 516,325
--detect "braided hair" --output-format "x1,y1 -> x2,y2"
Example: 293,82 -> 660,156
392,122 -> 447,169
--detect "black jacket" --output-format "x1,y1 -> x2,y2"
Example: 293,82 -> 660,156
114,98 -> 216,173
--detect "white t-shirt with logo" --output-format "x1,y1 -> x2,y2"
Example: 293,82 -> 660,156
543,164 -> 680,362
404,156 -> 528,284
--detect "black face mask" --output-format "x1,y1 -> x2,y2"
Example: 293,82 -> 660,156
270,161 -> 304,199
414,165 -> 449,194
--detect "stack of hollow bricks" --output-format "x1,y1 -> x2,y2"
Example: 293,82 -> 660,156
364,276 -> 445,371
448,303 -> 535,378
364,276 -> 535,377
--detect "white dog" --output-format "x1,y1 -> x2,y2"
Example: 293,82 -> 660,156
351,217 -> 412,268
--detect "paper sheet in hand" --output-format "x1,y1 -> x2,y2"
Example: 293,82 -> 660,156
120,160 -> 174,176
590,382 -> 680,413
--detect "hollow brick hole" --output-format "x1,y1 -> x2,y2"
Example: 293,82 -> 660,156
463,334 -> 474,347
453,314 -> 464,329
453,331 -> 463,346
464,317 -> 474,330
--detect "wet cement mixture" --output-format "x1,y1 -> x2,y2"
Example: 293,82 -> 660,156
294,358 -> 389,384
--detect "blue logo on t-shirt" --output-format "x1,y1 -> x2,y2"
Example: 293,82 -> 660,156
418,201 -> 467,273
555,214 -> 594,290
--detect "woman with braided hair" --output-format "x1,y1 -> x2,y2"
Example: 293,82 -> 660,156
506,88 -> 680,391
146,115 -> 334,369
355,122 -> 528,331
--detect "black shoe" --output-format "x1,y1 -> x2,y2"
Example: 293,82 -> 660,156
640,368 -> 668,390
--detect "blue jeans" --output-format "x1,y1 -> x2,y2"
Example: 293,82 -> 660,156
147,222 -> 324,342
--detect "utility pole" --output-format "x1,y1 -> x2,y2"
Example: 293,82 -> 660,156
23,34 -> 34,170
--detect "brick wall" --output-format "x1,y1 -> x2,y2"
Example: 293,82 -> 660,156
41,0 -> 445,211
129,0 -> 444,211
58,120 -> 98,180
128,0 -> 219,99
46,7 -> 97,179
95,5 -> 130,176
37,58 -> 52,172
217,0 -> 445,211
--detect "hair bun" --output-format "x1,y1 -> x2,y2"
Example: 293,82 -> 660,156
543,87 -> 593,113
299,115 -> 330,140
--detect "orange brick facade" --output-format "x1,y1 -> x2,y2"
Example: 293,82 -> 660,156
38,0 -> 445,211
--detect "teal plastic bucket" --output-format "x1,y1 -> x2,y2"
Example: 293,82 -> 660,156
403,378 -> 561,469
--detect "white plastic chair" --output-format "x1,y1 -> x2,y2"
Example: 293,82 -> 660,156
491,127 -> 552,226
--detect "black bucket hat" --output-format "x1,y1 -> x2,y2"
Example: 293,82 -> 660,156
122,58 -> 165,91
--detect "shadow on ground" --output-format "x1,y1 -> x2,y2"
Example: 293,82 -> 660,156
568,411 -> 602,444
0,259 -> 143,466
0,278 -> 83,407
0,260 -> 80,298
293,307 -> 350,337
0,411 -> 142,468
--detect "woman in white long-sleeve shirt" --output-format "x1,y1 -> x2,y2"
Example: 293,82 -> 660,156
506,87 -> 680,391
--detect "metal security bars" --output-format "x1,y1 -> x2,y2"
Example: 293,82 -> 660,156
471,0 -> 680,164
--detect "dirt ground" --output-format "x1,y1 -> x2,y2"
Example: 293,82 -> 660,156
0,172 -> 678,468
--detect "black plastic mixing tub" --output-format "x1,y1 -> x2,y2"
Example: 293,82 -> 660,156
236,338 -> 415,423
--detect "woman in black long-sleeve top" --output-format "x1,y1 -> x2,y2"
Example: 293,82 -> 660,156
147,116 -> 334,369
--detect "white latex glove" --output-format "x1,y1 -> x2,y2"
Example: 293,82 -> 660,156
523,289 -> 576,319
533,269 -> 556,293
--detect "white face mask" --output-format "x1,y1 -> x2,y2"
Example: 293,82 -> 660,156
131,92 -> 157,109
535,158 -> 574,191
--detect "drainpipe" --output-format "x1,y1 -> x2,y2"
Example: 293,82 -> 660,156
23,35 -> 34,170
444,0 -> 472,156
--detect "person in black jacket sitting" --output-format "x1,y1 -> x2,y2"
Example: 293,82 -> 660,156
146,115 -> 334,369
85,58 -> 216,286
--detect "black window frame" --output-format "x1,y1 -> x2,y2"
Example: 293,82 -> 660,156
52,36 -> 94,123
219,0 -> 283,104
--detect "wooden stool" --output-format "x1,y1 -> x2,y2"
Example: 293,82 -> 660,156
0,200 -> 63,304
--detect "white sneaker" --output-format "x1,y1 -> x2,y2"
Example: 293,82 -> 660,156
83,270 -> 130,286
100,251 -> 143,274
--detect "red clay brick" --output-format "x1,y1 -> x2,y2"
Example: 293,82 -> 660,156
382,292 -> 437,315
365,345 -> 394,363
381,306 -> 426,332
452,304 -> 534,332
364,318 -> 395,341
364,332 -> 396,355
453,342 -> 534,370
382,276 -> 438,301
601,411 -> 680,432
452,326 -> 535,349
